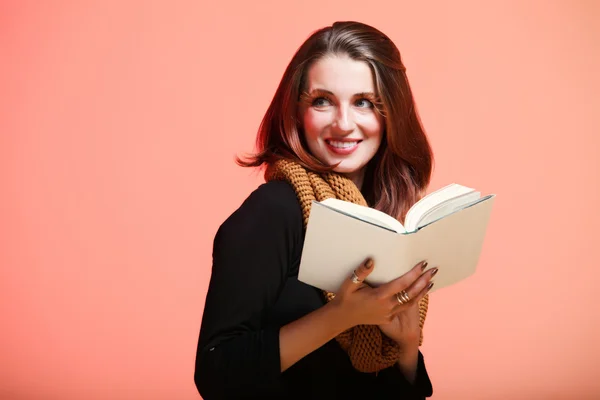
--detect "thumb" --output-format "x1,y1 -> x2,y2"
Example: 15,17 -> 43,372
340,257 -> 374,294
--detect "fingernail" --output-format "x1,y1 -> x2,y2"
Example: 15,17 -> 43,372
430,268 -> 438,276
421,261 -> 428,271
365,259 -> 374,269
427,282 -> 434,291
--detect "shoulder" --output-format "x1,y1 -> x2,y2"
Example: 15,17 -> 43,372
245,180 -> 300,211
217,180 -> 303,238
239,180 -> 301,221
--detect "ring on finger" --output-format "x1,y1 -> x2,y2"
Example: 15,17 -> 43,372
396,290 -> 410,304
351,270 -> 362,284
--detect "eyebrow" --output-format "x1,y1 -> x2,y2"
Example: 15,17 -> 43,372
307,88 -> 377,97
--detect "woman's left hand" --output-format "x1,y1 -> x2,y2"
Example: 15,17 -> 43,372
378,299 -> 422,347
378,266 -> 436,348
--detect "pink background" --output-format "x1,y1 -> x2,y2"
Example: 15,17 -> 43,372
2,1 -> 599,399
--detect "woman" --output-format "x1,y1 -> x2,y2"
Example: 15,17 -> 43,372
194,21 -> 437,399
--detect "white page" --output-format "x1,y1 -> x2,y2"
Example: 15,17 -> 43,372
412,191 -> 481,231
404,183 -> 476,231
319,198 -> 405,233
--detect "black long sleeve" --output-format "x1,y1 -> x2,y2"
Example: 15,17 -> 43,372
194,181 -> 303,399
376,352 -> 433,398
194,181 -> 433,399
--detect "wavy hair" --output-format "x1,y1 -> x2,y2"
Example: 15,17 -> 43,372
237,21 -> 434,222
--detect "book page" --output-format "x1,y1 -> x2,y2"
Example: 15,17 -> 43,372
404,183 -> 477,232
414,191 -> 481,230
319,198 -> 406,233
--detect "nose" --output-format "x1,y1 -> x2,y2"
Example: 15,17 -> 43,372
332,104 -> 356,133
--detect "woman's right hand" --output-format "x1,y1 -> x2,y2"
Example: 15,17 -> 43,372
330,258 -> 436,329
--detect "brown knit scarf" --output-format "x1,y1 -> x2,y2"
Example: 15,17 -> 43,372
265,158 -> 429,373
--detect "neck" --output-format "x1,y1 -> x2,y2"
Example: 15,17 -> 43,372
343,169 -> 365,191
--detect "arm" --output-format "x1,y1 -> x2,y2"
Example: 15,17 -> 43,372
279,300 -> 349,372
395,344 -> 420,384
375,348 -> 433,399
375,270 -> 435,398
194,182 -> 297,398
193,182 -> 352,398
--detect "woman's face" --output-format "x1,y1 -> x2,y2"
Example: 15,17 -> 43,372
298,54 -> 384,188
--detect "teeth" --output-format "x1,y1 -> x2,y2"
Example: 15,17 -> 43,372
328,140 -> 359,149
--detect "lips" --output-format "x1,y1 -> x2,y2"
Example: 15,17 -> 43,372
325,139 -> 362,155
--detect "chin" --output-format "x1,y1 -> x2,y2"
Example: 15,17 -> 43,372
331,160 -> 367,175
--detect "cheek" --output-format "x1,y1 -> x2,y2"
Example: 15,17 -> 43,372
303,110 -> 331,139
356,113 -> 384,139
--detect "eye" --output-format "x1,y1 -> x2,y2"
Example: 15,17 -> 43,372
355,98 -> 374,108
312,97 -> 332,107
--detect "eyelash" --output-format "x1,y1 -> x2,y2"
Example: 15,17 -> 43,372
308,95 -> 376,109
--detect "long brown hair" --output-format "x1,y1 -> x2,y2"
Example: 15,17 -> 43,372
237,21 -> 434,223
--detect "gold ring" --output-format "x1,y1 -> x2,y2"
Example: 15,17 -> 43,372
351,270 -> 362,284
396,290 -> 410,304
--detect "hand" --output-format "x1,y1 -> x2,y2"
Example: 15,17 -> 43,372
378,262 -> 436,347
378,300 -> 424,348
330,258 -> 437,331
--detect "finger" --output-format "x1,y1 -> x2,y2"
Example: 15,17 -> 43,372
376,260 -> 429,298
340,257 -> 374,293
391,272 -> 436,312
392,282 -> 434,315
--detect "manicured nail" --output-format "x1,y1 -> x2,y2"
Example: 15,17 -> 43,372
365,259 -> 374,269
421,261 -> 428,271
426,282 -> 434,291
430,268 -> 438,276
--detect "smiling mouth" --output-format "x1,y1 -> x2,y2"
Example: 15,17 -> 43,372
324,139 -> 362,155
325,139 -> 362,149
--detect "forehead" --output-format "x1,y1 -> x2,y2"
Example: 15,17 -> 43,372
305,55 -> 376,95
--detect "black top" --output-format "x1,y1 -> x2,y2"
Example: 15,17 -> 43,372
194,180 -> 433,399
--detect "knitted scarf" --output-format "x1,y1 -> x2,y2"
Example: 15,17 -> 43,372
265,158 -> 429,373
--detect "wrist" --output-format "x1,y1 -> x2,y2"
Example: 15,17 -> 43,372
395,337 -> 420,351
396,344 -> 419,361
324,299 -> 354,333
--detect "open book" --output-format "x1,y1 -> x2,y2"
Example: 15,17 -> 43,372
298,183 -> 496,294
